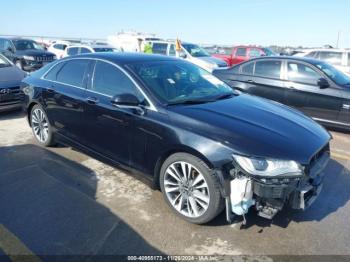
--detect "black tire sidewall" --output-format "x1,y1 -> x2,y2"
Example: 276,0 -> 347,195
160,152 -> 223,224
30,104 -> 54,147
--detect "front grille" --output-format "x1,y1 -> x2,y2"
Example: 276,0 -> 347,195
309,144 -> 330,168
35,56 -> 54,62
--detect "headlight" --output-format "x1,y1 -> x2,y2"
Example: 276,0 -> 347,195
233,154 -> 302,177
53,55 -> 57,60
23,55 -> 35,61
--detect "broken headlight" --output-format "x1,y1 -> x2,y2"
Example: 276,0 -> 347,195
232,154 -> 303,177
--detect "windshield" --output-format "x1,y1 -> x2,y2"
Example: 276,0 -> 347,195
182,44 -> 210,58
128,60 -> 235,104
315,62 -> 350,86
263,48 -> 276,56
13,40 -> 44,51
93,47 -> 115,52
0,55 -> 11,68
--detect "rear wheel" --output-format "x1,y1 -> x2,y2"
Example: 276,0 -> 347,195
30,104 -> 55,147
160,153 -> 224,224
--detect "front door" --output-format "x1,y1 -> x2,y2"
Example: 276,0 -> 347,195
283,61 -> 343,122
82,60 -> 146,165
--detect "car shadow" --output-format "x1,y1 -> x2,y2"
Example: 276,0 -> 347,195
0,144 -> 163,260
0,109 -> 25,121
208,158 -> 350,229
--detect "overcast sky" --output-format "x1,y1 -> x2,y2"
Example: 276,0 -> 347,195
1,0 -> 349,47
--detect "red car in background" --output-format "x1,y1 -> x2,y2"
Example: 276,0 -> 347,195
212,45 -> 276,66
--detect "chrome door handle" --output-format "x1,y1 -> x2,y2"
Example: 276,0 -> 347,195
86,97 -> 98,105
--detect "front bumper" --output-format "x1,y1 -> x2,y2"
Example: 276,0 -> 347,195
0,88 -> 25,112
226,147 -> 330,221
22,60 -> 54,72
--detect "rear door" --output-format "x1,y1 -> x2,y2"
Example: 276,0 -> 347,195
239,59 -> 286,103
284,61 -> 342,121
43,59 -> 91,141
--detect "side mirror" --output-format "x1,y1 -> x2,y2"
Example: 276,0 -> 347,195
111,94 -> 145,114
179,51 -> 187,59
7,47 -> 14,53
111,93 -> 140,106
317,78 -> 330,89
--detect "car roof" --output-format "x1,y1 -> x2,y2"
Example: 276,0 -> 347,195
62,52 -> 178,65
68,44 -> 114,49
237,56 -> 326,65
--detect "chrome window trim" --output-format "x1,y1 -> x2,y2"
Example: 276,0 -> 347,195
313,117 -> 350,127
40,57 -> 158,111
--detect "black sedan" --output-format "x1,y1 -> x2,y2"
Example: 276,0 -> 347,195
0,54 -> 26,112
213,56 -> 350,131
22,53 -> 330,224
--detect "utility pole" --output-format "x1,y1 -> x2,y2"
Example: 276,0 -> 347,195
336,31 -> 341,48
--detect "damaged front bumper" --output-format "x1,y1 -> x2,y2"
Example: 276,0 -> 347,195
225,146 -> 330,222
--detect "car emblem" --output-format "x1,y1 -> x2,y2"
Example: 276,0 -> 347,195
0,89 -> 10,94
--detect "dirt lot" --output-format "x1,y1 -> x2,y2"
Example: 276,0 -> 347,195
1,110 -> 350,259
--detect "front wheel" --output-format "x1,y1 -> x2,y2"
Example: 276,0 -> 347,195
160,153 -> 224,224
30,104 -> 55,147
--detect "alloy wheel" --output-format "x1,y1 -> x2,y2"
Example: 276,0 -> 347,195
164,161 -> 210,218
31,108 -> 49,143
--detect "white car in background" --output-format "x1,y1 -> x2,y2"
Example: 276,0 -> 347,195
298,48 -> 350,76
145,40 -> 228,72
63,44 -> 119,57
48,41 -> 71,59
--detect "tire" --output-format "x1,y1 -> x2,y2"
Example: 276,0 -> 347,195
15,60 -> 23,70
30,104 -> 55,147
160,153 -> 224,224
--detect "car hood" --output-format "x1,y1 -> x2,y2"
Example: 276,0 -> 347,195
0,66 -> 26,86
168,94 -> 330,164
196,56 -> 228,67
15,50 -> 55,57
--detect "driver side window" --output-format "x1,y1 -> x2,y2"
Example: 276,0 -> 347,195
287,62 -> 322,85
92,61 -> 144,101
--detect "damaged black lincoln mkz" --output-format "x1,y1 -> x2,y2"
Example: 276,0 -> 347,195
22,53 -> 331,224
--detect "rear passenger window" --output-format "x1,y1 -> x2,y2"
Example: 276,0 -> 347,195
67,47 -> 79,56
241,62 -> 254,75
249,49 -> 260,57
56,59 -> 89,87
92,61 -> 143,100
169,44 -> 176,56
236,48 -> 247,57
80,47 -> 91,54
254,60 -> 281,79
44,62 -> 66,81
287,62 -> 321,85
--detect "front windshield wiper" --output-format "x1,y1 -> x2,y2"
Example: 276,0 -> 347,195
167,99 -> 214,106
214,93 -> 236,100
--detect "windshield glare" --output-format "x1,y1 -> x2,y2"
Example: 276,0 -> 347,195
129,61 -> 235,104
182,44 -> 210,58
0,55 -> 11,67
13,40 -> 44,51
316,62 -> 350,86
